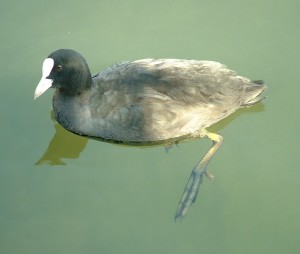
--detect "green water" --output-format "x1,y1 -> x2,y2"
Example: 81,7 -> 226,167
1,0 -> 299,253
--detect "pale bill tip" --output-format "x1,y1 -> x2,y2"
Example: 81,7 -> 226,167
34,78 -> 53,99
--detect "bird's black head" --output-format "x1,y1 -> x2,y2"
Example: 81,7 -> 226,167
34,49 -> 92,99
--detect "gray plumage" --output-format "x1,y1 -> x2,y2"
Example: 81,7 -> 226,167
48,51 -> 266,143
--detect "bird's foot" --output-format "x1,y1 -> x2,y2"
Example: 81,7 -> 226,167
204,170 -> 215,183
174,167 -> 206,221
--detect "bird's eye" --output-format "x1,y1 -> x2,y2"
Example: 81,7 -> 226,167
55,65 -> 62,71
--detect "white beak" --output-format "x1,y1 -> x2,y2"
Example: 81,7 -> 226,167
34,58 -> 55,99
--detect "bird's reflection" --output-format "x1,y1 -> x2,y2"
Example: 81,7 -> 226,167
35,110 -> 88,165
209,102 -> 266,133
35,103 -> 265,166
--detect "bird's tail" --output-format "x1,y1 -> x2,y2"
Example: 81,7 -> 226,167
242,80 -> 267,107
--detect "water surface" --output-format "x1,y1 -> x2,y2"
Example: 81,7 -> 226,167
1,1 -> 299,253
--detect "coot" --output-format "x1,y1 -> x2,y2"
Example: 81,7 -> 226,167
34,49 -> 267,220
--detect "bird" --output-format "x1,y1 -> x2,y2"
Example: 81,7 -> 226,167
34,49 -> 267,220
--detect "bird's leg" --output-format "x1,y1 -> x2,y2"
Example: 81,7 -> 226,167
174,129 -> 223,220
164,141 -> 179,153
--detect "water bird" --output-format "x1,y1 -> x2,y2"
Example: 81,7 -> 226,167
34,49 -> 267,220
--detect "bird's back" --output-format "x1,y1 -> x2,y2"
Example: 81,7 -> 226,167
55,59 -> 266,144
